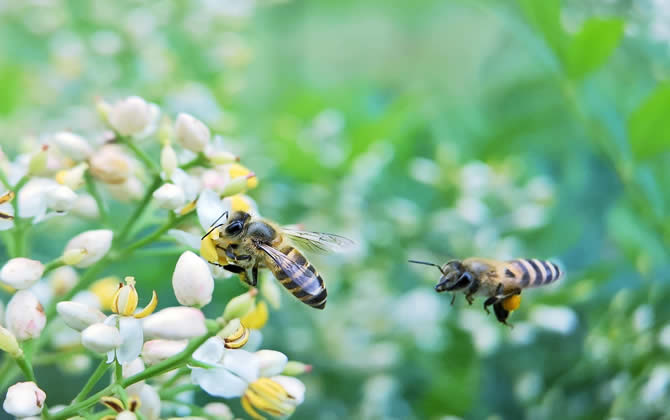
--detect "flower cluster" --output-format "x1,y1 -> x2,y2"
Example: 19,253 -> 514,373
0,95 -> 309,419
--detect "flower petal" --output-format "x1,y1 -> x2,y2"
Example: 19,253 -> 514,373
197,189 -> 230,230
223,349 -> 259,384
191,367 -> 248,399
167,229 -> 201,250
271,376 -> 306,404
117,317 -> 144,364
193,337 -> 225,365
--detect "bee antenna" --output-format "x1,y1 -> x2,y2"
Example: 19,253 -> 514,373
202,223 -> 225,240
210,211 -> 229,227
408,259 -> 445,274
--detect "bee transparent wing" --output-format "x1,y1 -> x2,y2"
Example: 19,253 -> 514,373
281,228 -> 354,254
256,243 -> 323,294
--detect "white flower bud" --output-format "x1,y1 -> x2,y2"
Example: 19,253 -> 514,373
204,402 -> 233,420
89,144 -> 131,184
107,176 -> 145,202
0,326 -> 22,357
281,361 -> 312,376
172,251 -> 214,307
160,145 -> 178,178
256,350 -> 288,377
46,185 -> 77,212
51,132 -> 93,161
108,96 -> 154,136
56,302 -> 106,332
143,307 -> 207,340
6,291 -> 46,340
141,339 -> 187,365
116,411 -> 137,420
0,258 -> 45,290
3,382 -> 46,417
28,145 -> 49,176
49,266 -> 79,297
271,376 -> 306,404
153,183 -> 186,210
222,289 -> 256,322
62,248 -> 88,266
175,113 -> 210,152
207,151 -> 238,165
56,163 -> 88,190
81,323 -> 121,353
137,385 -> 161,420
64,229 -> 113,268
71,194 -> 100,219
123,357 -> 146,396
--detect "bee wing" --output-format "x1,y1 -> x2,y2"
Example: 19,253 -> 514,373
256,243 -> 323,294
281,228 -> 354,254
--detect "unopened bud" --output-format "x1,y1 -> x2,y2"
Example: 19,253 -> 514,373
123,357 -> 146,396
256,350 -> 288,377
71,194 -> 100,219
49,266 -> 79,296
6,291 -> 46,340
222,289 -> 256,322
208,151 -> 239,165
89,144 -> 131,184
55,163 -> 88,190
219,174 -> 254,197
64,229 -> 113,268
28,145 -> 49,175
143,307 -> 207,340
63,248 -> 88,266
172,251 -> 214,307
81,323 -> 121,353
160,145 -> 178,178
47,185 -> 77,212
175,113 -> 210,153
281,361 -> 313,376
141,339 -> 187,365
3,382 -> 46,417
152,183 -> 186,210
0,258 -> 45,290
108,96 -> 154,136
51,132 -> 93,161
0,326 -> 22,358
56,301 -> 106,332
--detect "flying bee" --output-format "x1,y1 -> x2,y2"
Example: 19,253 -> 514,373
201,211 -> 353,310
408,257 -> 564,326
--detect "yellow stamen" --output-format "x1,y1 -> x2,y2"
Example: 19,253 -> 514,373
128,396 -> 141,412
179,200 -> 197,215
111,277 -> 139,316
0,191 -> 15,205
241,395 -> 266,420
502,294 -> 522,312
244,388 -> 286,417
100,396 -> 124,413
224,325 -> 250,349
230,194 -> 251,213
134,290 -> 158,319
241,301 -> 269,330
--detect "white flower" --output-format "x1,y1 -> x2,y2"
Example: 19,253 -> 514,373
56,163 -> 88,190
204,402 -> 233,420
108,96 -> 158,137
89,144 -> 132,184
64,229 -> 113,268
56,301 -> 106,331
160,145 -> 178,179
71,194 -> 99,219
46,185 -> 77,212
172,251 -> 214,307
190,338 -> 305,419
123,357 -> 146,396
5,291 -> 46,341
107,176 -> 145,202
153,183 -> 186,210
0,258 -> 45,290
3,382 -> 46,417
143,307 -> 207,340
255,350 -> 289,377
137,384 -> 161,420
175,113 -> 210,152
17,178 -> 60,222
51,132 -> 93,161
81,323 -> 122,353
141,339 -> 188,365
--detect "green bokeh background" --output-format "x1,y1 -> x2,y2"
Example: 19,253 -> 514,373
1,0 -> 670,419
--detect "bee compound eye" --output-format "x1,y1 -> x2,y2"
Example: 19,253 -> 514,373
225,221 -> 243,235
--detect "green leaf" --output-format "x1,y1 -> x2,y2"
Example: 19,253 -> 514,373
628,83 -> 670,160
517,0 -> 567,58
565,18 -> 624,80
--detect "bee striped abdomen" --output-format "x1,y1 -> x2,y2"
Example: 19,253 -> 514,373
508,259 -> 563,288
269,245 -> 327,309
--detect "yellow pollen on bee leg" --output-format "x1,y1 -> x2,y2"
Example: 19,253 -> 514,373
200,234 -> 222,265
502,294 -> 522,312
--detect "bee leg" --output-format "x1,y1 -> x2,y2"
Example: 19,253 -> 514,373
465,276 -> 480,305
483,296 -> 497,314
495,283 -> 504,297
465,294 -> 474,305
450,294 -> 456,306
224,246 -> 237,260
500,287 -> 522,300
493,302 -> 513,328
251,265 -> 259,287
222,264 -> 245,274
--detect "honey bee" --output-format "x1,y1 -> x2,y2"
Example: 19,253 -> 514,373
201,211 -> 353,310
409,257 -> 564,326
0,191 -> 15,220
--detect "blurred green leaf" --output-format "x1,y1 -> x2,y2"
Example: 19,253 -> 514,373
628,83 -> 670,160
607,201 -> 667,269
517,0 -> 566,58
565,18 -> 624,80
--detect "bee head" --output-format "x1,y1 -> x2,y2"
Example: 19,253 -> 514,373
409,259 -> 470,292
221,211 -> 251,238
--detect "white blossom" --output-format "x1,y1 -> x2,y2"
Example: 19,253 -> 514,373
0,258 -> 45,290
175,113 -> 210,152
3,382 -> 46,417
64,229 -> 113,268
172,251 -> 214,307
108,96 -> 158,137
6,291 -> 46,341
143,307 -> 207,340
141,339 -> 187,365
56,301 -> 106,332
51,132 -> 93,161
153,183 -> 186,210
81,323 -> 121,353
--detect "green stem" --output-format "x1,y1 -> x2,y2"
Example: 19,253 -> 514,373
50,328 -> 217,420
158,366 -> 189,391
115,176 -> 162,245
117,212 -> 194,259
180,153 -> 209,170
15,355 -> 36,382
85,172 -> 109,226
72,359 -> 111,403
159,383 -> 199,400
42,258 -> 66,277
9,175 -> 30,257
118,136 -> 161,175
115,361 -> 123,384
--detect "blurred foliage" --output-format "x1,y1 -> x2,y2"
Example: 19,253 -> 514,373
1,0 -> 670,419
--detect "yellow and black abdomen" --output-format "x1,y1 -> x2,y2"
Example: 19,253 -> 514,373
267,244 -> 327,309
504,259 -> 563,288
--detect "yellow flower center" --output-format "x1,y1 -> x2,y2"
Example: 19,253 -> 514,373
111,276 -> 158,318
242,378 -> 297,420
